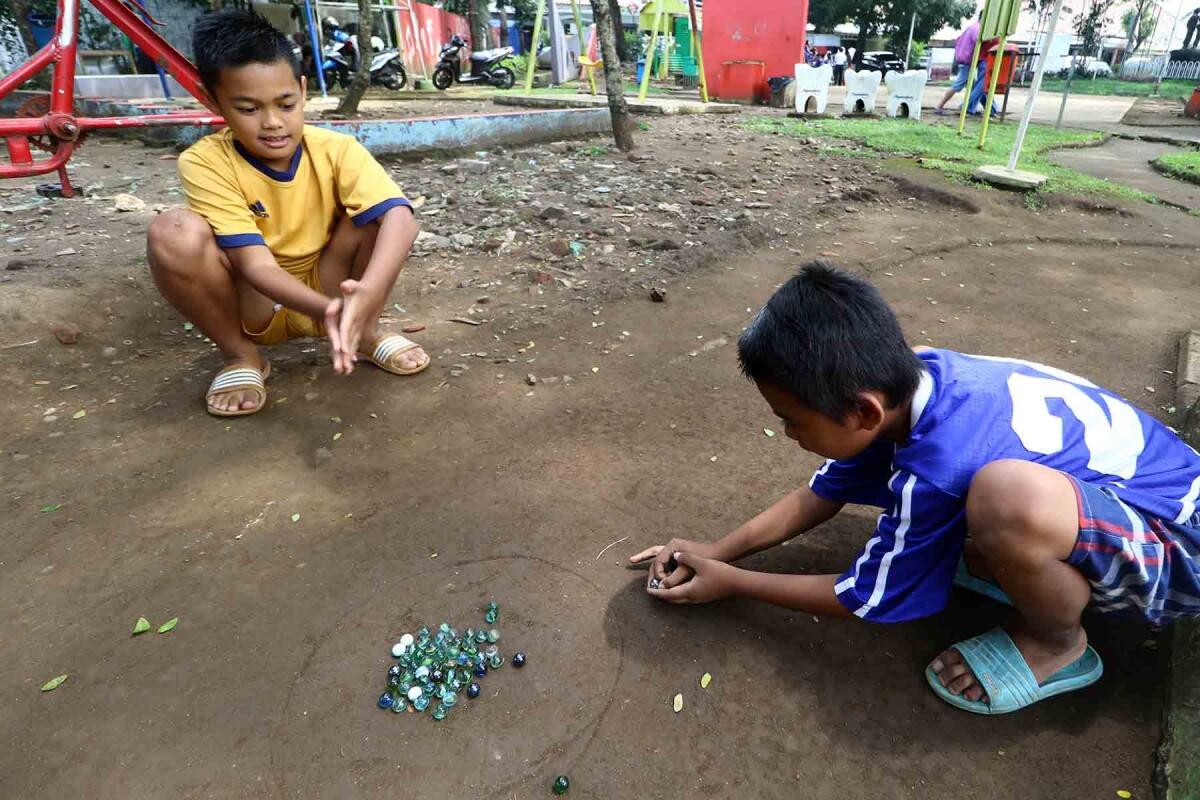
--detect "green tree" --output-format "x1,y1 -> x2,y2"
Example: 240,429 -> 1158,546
1121,2 -> 1155,55
1074,0 -> 1115,56
808,0 -> 973,61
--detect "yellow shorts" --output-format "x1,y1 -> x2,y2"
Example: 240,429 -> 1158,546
243,259 -> 327,346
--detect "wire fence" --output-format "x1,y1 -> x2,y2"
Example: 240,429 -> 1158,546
1120,56 -> 1200,81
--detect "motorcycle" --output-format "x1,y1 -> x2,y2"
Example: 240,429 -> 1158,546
432,34 -> 515,90
319,20 -> 407,91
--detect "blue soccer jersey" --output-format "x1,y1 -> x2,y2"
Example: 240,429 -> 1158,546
810,349 -> 1200,622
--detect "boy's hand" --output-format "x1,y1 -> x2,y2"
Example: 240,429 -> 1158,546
629,539 -> 721,590
323,297 -> 353,375
647,552 -> 738,604
334,278 -> 384,376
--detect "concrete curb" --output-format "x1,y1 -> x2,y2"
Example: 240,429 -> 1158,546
1152,157 -> 1200,188
1161,330 -> 1200,800
492,93 -> 741,115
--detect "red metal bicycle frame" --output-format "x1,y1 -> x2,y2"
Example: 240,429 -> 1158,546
0,0 -> 224,195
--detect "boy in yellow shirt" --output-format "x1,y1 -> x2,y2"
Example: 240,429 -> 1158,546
147,10 -> 428,417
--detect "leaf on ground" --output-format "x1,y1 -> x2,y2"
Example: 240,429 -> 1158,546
72,410 -> 86,419
157,617 -> 178,634
132,617 -> 151,635
332,432 -> 342,441
672,692 -> 683,713
1117,792 -> 1132,799
763,428 -> 775,437
41,674 -> 68,692
290,513 -> 301,523
40,503 -> 63,513
700,672 -> 712,689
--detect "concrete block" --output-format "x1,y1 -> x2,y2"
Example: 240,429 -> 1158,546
1159,620 -> 1200,800
793,64 -> 832,115
1177,330 -> 1200,413
884,69 -> 928,120
843,69 -> 881,115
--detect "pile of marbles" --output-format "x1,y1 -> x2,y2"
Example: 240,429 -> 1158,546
377,602 -> 526,720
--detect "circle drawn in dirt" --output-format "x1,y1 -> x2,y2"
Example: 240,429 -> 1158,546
270,556 -> 621,798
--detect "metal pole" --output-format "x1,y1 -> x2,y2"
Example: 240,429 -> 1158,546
523,0 -> 546,94
1156,0 -> 1187,94
638,2 -> 665,100
568,0 -> 595,94
304,0 -> 328,97
905,10 -> 917,68
1055,61 -> 1074,127
1007,0 -> 1066,169
977,34 -> 1007,147
687,0 -> 708,102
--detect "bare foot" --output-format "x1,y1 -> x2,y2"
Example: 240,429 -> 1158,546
208,356 -> 269,414
928,624 -> 1088,705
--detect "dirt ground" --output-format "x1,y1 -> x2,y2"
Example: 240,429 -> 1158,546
3,110 -> 1199,799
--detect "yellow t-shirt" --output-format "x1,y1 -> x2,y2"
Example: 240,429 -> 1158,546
177,125 -> 409,276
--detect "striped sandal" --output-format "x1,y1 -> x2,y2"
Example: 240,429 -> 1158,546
206,362 -> 270,417
359,334 -> 429,376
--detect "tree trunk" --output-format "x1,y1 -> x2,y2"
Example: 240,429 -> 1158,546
589,0 -> 634,151
499,5 -> 509,46
467,0 -> 489,49
607,0 -> 626,61
8,0 -> 40,57
336,0 -> 373,115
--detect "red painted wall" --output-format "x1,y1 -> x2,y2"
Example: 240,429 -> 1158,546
702,0 -> 809,102
395,5 -> 471,77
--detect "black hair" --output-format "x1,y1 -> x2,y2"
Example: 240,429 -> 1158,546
737,261 -> 924,420
192,9 -> 302,94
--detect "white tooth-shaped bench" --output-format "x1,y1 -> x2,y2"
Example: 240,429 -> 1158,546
884,69 -> 928,120
793,63 -> 833,115
843,69 -> 881,115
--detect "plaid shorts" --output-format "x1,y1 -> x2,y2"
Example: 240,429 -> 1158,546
1068,477 -> 1200,624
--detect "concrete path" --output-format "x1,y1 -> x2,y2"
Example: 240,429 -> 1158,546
1049,137 -> 1200,208
493,92 -> 741,115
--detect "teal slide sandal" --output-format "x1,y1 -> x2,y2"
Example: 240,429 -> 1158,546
953,555 -> 1014,607
926,627 -> 1103,714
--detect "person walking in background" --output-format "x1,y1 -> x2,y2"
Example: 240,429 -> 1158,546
832,47 -> 848,85
1184,8 -> 1200,50
935,15 -> 980,116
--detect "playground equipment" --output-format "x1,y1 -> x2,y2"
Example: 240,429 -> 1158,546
0,0 -> 222,196
636,0 -> 708,102
957,0 -> 1021,147
884,70 -> 928,119
522,0 -> 590,94
975,0 -> 1066,188
843,69 -> 882,115
793,64 -> 832,115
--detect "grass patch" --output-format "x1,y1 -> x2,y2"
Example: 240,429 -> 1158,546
1035,77 -> 1196,101
927,77 -> 1196,101
1154,150 -> 1200,186
744,115 -> 1157,203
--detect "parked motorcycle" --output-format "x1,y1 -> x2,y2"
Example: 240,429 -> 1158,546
432,34 -> 515,90
319,18 -> 407,91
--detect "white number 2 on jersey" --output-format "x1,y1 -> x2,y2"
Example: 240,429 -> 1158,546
1007,372 -> 1145,479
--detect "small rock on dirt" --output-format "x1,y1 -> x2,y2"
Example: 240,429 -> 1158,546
401,323 -> 426,333
525,374 -> 538,386
450,232 -> 474,249
548,239 -> 572,258
650,287 -> 667,303
457,159 -> 491,175
113,193 -> 146,213
53,323 -> 81,345
539,205 -> 568,221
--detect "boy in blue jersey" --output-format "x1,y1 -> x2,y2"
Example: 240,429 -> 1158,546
631,262 -> 1200,714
